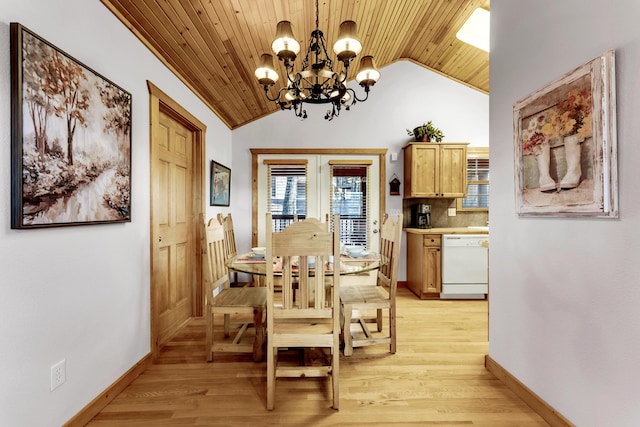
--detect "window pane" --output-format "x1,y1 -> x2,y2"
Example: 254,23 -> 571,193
269,166 -> 306,231
467,158 -> 489,180
462,183 -> 489,208
462,158 -> 489,209
331,166 -> 368,247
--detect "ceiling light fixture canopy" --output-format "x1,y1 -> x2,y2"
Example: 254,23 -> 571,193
254,0 -> 380,120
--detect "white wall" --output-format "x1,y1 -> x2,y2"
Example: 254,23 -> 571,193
490,1 -> 640,426
232,60 -> 489,280
0,1 -> 231,425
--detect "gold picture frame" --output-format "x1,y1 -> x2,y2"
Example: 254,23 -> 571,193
513,50 -> 618,218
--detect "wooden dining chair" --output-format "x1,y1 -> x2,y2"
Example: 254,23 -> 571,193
340,213 -> 403,356
265,213 -> 341,410
217,213 -> 238,286
204,216 -> 267,362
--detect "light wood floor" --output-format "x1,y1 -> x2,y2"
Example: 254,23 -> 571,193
87,288 -> 549,426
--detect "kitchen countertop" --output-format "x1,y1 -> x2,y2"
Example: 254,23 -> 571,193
404,227 -> 489,234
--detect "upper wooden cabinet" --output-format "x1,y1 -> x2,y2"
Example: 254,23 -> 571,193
403,142 -> 468,198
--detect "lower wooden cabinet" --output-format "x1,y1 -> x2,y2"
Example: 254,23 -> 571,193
406,233 -> 442,299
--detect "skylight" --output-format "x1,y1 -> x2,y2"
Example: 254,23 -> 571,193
456,8 -> 490,52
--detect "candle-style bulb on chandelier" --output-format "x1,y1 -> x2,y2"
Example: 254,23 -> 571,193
254,0 -> 380,121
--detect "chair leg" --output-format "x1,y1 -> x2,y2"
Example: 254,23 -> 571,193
390,301 -> 397,354
205,309 -> 214,362
332,335 -> 340,410
253,307 -> 265,362
342,303 -> 353,356
376,308 -> 383,332
267,345 -> 276,410
224,313 -> 231,337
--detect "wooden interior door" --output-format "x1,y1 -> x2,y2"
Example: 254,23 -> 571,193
149,82 -> 205,355
155,110 -> 193,347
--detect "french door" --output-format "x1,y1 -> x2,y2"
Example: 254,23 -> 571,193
254,150 -> 385,252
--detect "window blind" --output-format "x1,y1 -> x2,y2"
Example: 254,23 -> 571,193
267,164 -> 307,232
461,157 -> 489,209
329,165 -> 369,247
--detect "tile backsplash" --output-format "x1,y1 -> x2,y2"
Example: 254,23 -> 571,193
402,198 -> 488,228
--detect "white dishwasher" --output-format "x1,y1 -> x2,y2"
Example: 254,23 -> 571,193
441,234 -> 489,299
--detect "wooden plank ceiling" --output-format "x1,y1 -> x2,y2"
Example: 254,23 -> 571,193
101,0 -> 490,129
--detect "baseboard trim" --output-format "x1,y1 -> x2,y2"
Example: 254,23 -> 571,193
63,352 -> 153,426
485,355 -> 574,427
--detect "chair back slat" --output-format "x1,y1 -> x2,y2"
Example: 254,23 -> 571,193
273,219 -> 333,257
205,216 -> 230,296
377,213 -> 402,297
217,213 -> 238,285
217,213 -> 237,261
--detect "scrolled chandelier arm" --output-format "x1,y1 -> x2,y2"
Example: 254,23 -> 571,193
254,0 -> 380,121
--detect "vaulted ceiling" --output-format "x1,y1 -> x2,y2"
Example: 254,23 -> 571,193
101,0 -> 490,129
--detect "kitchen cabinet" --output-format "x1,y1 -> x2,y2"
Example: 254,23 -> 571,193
403,142 -> 468,197
406,232 -> 441,299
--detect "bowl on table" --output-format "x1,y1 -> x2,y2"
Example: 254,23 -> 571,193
291,256 -> 316,268
345,245 -> 366,258
251,247 -> 266,258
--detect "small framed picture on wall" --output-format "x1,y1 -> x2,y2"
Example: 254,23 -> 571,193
210,160 -> 231,206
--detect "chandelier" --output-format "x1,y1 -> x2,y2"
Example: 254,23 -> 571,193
254,0 -> 380,120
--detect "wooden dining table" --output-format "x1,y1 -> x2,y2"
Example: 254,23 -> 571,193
228,251 -> 387,278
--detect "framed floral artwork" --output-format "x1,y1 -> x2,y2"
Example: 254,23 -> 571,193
513,49 -> 618,217
210,160 -> 231,206
10,23 -> 132,229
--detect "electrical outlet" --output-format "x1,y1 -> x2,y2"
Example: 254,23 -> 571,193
448,207 -> 457,217
50,359 -> 66,391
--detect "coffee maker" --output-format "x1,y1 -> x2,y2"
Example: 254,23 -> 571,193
411,203 -> 432,229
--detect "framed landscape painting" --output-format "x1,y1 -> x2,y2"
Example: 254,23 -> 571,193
10,23 -> 132,229
513,50 -> 618,218
210,160 -> 231,206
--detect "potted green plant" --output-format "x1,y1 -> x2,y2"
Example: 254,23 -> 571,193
406,121 -> 445,142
